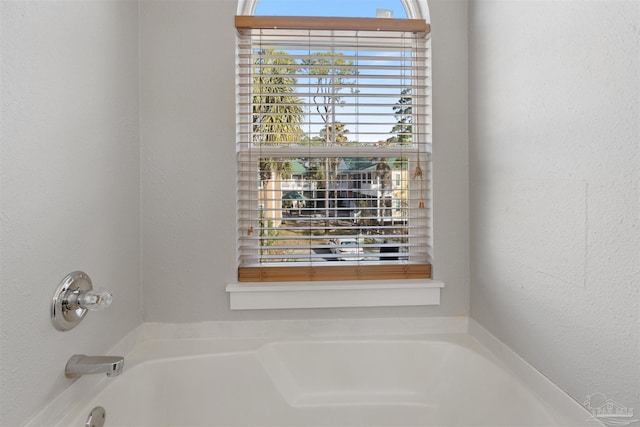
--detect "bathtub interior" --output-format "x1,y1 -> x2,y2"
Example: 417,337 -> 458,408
53,333 -> 588,427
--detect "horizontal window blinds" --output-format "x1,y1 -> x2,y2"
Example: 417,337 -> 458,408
236,16 -> 432,282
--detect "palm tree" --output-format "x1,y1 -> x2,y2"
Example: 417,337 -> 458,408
253,49 -> 304,150
253,49 -> 304,228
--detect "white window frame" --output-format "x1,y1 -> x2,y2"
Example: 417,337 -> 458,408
228,0 -> 443,309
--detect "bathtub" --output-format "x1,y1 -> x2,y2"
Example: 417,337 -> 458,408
28,318 -> 595,427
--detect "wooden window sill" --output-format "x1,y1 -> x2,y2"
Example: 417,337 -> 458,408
238,264 -> 432,282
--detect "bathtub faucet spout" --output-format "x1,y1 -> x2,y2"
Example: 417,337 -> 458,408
65,354 -> 124,378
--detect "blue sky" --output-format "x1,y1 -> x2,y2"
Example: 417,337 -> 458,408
255,0 -> 408,19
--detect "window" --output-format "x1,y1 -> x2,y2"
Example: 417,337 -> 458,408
236,13 -> 431,282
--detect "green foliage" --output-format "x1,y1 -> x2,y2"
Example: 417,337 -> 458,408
253,49 -> 304,180
319,122 -> 350,144
258,211 -> 279,247
305,158 -> 326,184
389,88 -> 412,144
253,49 -> 304,145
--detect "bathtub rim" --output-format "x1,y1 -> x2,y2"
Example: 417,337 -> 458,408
23,316 -> 600,427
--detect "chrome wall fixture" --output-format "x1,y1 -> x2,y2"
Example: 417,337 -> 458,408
65,354 -> 124,378
85,406 -> 106,427
51,271 -> 112,331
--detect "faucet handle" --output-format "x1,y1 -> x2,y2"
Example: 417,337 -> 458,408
79,289 -> 112,311
52,272 -> 115,331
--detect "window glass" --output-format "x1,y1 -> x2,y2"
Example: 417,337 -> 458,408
236,22 -> 431,280
254,0 -> 408,19
235,3 -> 432,281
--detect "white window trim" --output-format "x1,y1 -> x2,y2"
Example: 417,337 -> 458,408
226,279 -> 444,310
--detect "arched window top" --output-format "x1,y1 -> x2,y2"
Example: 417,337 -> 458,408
238,0 -> 429,21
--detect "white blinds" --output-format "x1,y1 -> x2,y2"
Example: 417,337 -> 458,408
236,17 -> 432,278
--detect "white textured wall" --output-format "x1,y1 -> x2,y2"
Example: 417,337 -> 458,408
139,0 -> 469,321
469,0 -> 639,411
0,2 -> 142,425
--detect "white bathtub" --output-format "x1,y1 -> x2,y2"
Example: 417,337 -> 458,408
28,318 -> 595,427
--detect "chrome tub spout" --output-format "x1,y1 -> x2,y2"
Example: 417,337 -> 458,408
65,354 -> 124,378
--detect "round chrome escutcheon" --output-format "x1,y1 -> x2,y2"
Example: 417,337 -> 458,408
51,271 -> 93,331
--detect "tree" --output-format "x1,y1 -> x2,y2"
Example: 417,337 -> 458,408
253,50 -> 305,230
376,159 -> 393,223
253,49 -> 304,182
389,88 -> 412,145
319,122 -> 350,145
301,52 -> 357,145
258,158 -> 293,182
301,53 -> 357,223
376,159 -> 393,191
